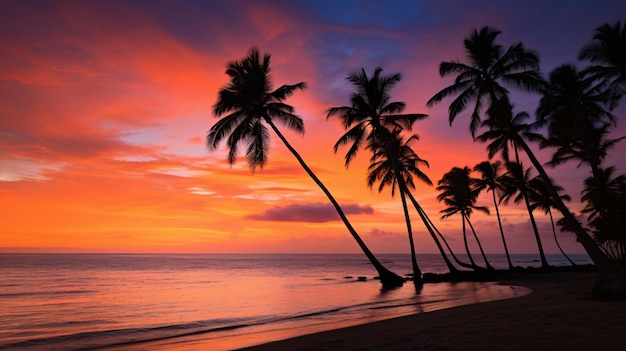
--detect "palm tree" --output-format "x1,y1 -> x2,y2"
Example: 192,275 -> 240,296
536,64 -> 618,181
427,26 -> 544,137
477,107 -> 541,163
327,67 -> 427,166
499,162 -> 550,269
472,161 -> 513,270
527,176 -> 576,266
579,20 -> 626,106
581,167 -> 626,263
328,67 -> 463,276
208,48 -> 404,287
437,166 -> 494,270
367,129 -> 431,285
432,27 -> 626,298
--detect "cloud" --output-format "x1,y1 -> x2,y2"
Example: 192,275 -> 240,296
246,202 -> 374,222
367,228 -> 405,239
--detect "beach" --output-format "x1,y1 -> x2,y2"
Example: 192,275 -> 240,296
235,270 -> 626,351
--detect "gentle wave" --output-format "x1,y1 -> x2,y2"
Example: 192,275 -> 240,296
0,294 -> 464,351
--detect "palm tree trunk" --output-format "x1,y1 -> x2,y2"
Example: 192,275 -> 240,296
492,190 -> 514,269
265,119 -> 404,287
465,215 -> 494,270
461,215 -> 478,267
515,135 -> 626,299
522,191 -> 550,268
548,209 -> 576,266
515,136 -> 611,267
400,186 -> 423,286
513,147 -> 549,269
406,192 -> 467,271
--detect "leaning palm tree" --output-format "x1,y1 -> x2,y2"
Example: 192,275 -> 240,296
427,26 -> 544,137
367,129 -> 432,285
328,67 -> 465,273
327,67 -> 427,166
472,161 -> 513,270
499,162 -> 550,269
527,176 -> 576,266
437,167 -> 493,270
432,27 -> 626,299
579,20 -> 626,106
208,48 -> 404,287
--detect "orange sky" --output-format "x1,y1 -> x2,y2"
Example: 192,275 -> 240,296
1,1 -> 625,255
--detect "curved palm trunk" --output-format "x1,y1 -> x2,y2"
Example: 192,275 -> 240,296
492,190 -> 514,269
461,215 -> 478,267
548,209 -> 577,266
514,148 -> 549,269
515,135 -> 626,299
390,153 -> 424,286
522,192 -> 550,268
399,186 -> 423,286
465,215 -> 494,270
266,119 -> 404,287
406,193 -> 468,271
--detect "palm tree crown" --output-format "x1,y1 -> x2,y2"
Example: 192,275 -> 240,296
367,129 -> 432,196
427,26 -> 544,137
579,20 -> 626,105
437,166 -> 488,219
208,47 -> 306,170
327,67 -> 427,166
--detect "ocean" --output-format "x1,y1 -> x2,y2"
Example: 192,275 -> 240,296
0,253 -> 591,350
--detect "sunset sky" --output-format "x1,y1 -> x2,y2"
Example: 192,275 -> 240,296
1,0 -> 625,255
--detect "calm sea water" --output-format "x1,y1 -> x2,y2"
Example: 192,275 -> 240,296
0,253 -> 591,351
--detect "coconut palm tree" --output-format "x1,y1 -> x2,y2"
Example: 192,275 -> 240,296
536,64 -> 620,181
326,67 -> 427,166
499,162 -> 550,269
476,106 -> 540,163
526,175 -> 576,266
472,161 -> 513,270
437,166 -> 494,270
208,48 -> 404,287
427,26 -> 544,137
579,20 -> 626,106
433,27 -> 626,298
328,67 -> 464,275
581,167 -> 626,263
367,129 -> 431,285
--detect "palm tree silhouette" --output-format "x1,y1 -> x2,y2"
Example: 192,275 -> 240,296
499,162 -> 550,269
367,129 -> 431,285
327,67 -> 427,166
579,20 -> 626,106
437,166 -> 493,270
537,64 -> 621,181
472,161 -> 513,270
208,48 -> 404,287
427,26 -> 544,137
526,176 -> 576,266
434,27 -> 625,295
581,167 -> 626,263
327,67 -> 463,279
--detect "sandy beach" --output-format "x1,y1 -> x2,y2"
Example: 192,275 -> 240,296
237,270 -> 626,351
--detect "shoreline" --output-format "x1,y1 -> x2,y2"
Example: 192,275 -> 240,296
234,270 -> 626,350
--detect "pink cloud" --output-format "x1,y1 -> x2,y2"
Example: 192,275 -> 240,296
246,202 -> 374,222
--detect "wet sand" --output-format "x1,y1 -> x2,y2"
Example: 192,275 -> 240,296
238,271 -> 626,350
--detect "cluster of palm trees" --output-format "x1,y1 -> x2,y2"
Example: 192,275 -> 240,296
208,21 -> 626,297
